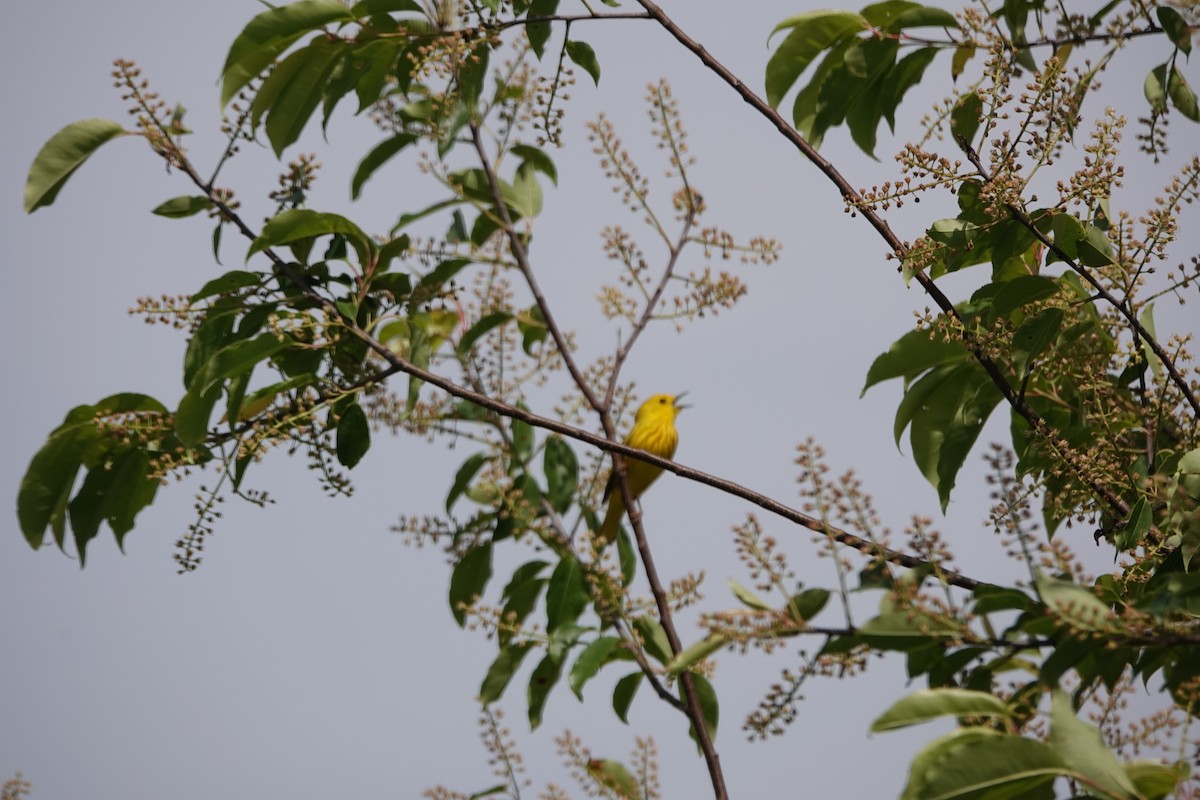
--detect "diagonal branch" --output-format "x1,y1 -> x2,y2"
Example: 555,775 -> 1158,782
633,0 -> 1133,520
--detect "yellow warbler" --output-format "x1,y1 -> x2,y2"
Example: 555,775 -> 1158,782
598,393 -> 688,543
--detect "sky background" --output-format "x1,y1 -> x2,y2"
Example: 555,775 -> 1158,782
2,1 -> 1197,798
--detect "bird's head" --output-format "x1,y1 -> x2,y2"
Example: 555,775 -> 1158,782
636,392 -> 689,424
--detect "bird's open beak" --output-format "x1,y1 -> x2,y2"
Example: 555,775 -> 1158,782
674,391 -> 691,410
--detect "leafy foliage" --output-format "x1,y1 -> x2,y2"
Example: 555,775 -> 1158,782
18,0 -> 1200,797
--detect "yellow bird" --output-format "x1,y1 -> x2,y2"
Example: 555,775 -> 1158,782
598,393 -> 688,544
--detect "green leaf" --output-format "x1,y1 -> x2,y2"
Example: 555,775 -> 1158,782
841,38 -> 900,156
258,37 -> 347,156
892,5 -> 957,30
335,401 -> 370,468
351,133 -> 416,199
863,325 -> 969,394
508,163 -> 543,218
198,333 -> 289,396
950,90 -> 982,152
353,39 -> 403,112
449,543 -> 493,626
545,556 -> 588,634
879,46 -> 938,131
585,760 -> 639,800
68,449 -> 158,564
457,40 -> 490,108
681,673 -> 719,745
971,584 -> 1035,614
527,652 -> 563,729
565,40 -> 600,86
729,578 -> 771,610
859,1 -> 920,29
897,361 -> 1002,510
349,0 -> 423,14
249,208 -> 374,265
612,672 -> 643,722
666,634 -> 729,676
511,144 -> 558,185
543,436 -> 578,514
1048,690 -> 1139,799
500,567 -> 548,646
1036,574 -> 1111,631
1167,67 -> 1200,122
1077,224 -> 1117,267
951,45 -> 975,81
457,311 -> 512,357
152,195 -> 215,218
791,37 -> 856,148
766,11 -> 868,107
1145,63 -> 1168,113
479,641 -> 533,704
517,305 -> 548,355
871,688 -> 1011,732
632,617 -> 673,665
175,382 -> 225,447
1011,307 -> 1063,373
18,395 -> 168,551
446,452 -> 489,513
788,587 -> 830,622
992,275 -> 1060,318
1157,6 -> 1192,55
901,729 -> 1062,800
568,636 -> 623,699
412,257 -> 473,303
1125,761 -> 1190,800
233,373 -> 317,421
192,271 -> 263,302
221,0 -> 353,107
24,119 -> 127,213
526,0 -> 559,59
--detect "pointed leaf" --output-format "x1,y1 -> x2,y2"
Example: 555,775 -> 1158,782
728,579 -> 771,610
527,652 -> 563,729
335,401 -> 370,467
545,556 -> 588,634
766,11 -> 868,107
221,0 -> 353,107
666,634 -> 729,676
871,688 -> 1011,732
565,40 -> 600,86
152,195 -> 215,219
261,38 -> 347,156
449,543 -> 493,626
632,617 -> 673,664
351,133 -> 416,199
24,119 -> 127,212
612,672 -> 643,723
249,208 -> 374,265
1157,6 -> 1191,55
681,673 -> 719,745
901,729 -> 1063,800
543,435 -> 579,514
1048,690 -> 1139,799
568,636 -> 623,699
479,641 -> 533,703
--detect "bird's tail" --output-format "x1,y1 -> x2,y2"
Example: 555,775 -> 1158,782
598,494 -> 625,545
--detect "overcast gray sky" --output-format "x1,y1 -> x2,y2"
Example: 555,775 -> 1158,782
3,2 -> 1197,798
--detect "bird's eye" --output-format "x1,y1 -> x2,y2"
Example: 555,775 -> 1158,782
659,397 -> 666,404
